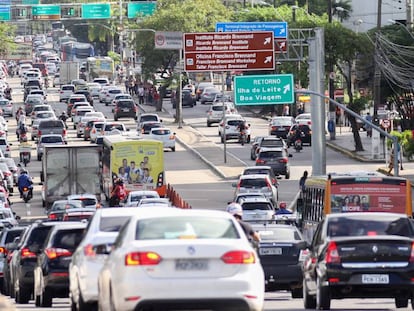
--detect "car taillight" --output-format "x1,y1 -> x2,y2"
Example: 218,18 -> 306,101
279,158 -> 288,163
256,158 -> 266,164
38,130 -> 42,136
63,129 -> 67,136
48,213 -> 57,220
83,244 -> 96,257
45,248 -> 72,259
21,247 -> 36,259
169,134 -> 175,140
221,251 -> 255,264
125,252 -> 161,266
0,247 -> 7,255
325,241 -> 341,264
410,242 -> 414,262
3,171 -> 10,177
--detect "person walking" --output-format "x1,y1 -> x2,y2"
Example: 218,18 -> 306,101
299,170 -> 308,193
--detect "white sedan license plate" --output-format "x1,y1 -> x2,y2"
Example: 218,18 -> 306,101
260,248 -> 282,255
362,274 -> 389,284
175,259 -> 209,271
122,108 -> 129,112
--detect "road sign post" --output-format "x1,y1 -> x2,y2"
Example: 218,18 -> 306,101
234,74 -> 294,106
183,31 -> 275,72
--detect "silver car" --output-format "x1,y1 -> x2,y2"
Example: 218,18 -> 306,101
240,197 -> 275,222
233,174 -> 278,207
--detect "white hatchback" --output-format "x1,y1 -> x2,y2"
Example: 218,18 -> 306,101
147,127 -> 175,152
97,208 -> 265,311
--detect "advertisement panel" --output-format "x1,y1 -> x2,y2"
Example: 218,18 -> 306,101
330,182 -> 407,214
4,44 -> 32,60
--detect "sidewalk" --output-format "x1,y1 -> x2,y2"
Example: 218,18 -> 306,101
138,102 -> 414,184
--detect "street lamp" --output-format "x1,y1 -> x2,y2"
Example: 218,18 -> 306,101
388,19 -> 414,40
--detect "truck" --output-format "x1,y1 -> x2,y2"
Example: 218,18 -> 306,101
40,144 -> 102,209
59,61 -> 79,85
85,56 -> 115,82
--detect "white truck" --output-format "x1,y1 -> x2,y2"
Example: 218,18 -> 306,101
40,144 -> 102,209
59,61 -> 79,85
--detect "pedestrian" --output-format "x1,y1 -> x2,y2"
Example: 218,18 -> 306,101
282,104 -> 290,116
387,149 -> 394,175
138,84 -> 145,105
365,112 -> 372,137
226,73 -> 232,91
299,170 -> 308,192
275,202 -> 292,215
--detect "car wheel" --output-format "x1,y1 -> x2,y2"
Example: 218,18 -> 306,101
207,122 -> 211,127
303,279 -> 316,309
73,125 -> 76,130
31,136 -> 34,141
395,297 -> 408,308
15,286 -> 30,304
105,102 -> 108,106
114,117 -> 118,121
78,290 -> 94,311
40,288 -> 53,307
316,276 -> 330,310
250,153 -> 255,160
291,287 -> 303,299
77,133 -> 81,138
35,295 -> 41,307
37,155 -> 41,161
171,147 -> 175,152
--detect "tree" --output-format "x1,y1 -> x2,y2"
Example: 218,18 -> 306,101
132,0 -> 231,82
0,24 -> 16,59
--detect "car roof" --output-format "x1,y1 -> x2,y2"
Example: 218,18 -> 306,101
240,197 -> 273,204
239,174 -> 269,180
244,166 -> 273,171
128,207 -> 235,221
258,147 -> 284,152
95,207 -> 142,216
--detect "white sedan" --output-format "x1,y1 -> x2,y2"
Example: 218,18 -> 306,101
147,127 -> 176,152
97,208 -> 265,311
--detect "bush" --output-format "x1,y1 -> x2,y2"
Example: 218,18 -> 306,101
387,130 -> 414,160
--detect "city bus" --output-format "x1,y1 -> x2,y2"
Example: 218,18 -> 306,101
101,134 -> 166,201
297,171 -> 412,242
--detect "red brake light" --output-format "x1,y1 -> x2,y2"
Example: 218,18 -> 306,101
325,241 -> 341,264
125,252 -> 161,266
48,213 -> 57,220
279,158 -> 288,163
410,242 -> 414,262
221,251 -> 255,264
21,247 -> 36,259
83,244 -> 96,257
256,158 -> 266,164
45,248 -> 72,259
0,247 -> 7,255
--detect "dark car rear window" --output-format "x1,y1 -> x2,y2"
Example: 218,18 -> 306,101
228,120 -> 243,126
104,124 -> 124,131
27,226 -> 54,247
62,86 -> 75,91
212,105 -> 228,111
72,198 -> 96,206
41,136 -> 63,143
259,151 -> 284,158
244,169 -> 271,175
118,101 -> 134,108
141,116 -> 158,122
4,229 -> 25,244
242,202 -> 273,211
240,179 -> 267,188
261,140 -> 284,147
39,120 -> 64,129
52,229 -> 84,251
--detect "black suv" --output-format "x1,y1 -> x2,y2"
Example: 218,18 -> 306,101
113,99 -> 137,121
10,221 -> 60,303
34,222 -> 86,307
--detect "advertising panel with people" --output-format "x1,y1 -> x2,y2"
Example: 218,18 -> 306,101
102,134 -> 166,201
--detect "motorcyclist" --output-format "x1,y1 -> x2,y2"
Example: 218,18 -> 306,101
59,111 -> 68,128
237,120 -> 248,143
17,169 -> 33,199
19,136 -> 32,163
109,178 -> 127,207
292,126 -> 304,149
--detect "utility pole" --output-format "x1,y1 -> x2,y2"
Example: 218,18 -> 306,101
407,0 -> 413,31
373,0 -> 382,116
328,0 -> 336,140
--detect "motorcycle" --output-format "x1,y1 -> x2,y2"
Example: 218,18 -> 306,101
238,130 -> 247,146
20,152 -> 30,167
21,186 -> 32,203
294,139 -> 303,152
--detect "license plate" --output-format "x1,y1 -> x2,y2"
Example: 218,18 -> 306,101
259,248 -> 282,255
278,127 -> 285,131
362,274 -> 389,284
175,259 -> 209,271
122,108 -> 129,112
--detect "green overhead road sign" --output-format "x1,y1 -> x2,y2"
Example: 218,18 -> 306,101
234,74 -> 295,106
127,2 -> 156,18
0,6 -> 10,21
82,3 -> 110,19
32,5 -> 60,20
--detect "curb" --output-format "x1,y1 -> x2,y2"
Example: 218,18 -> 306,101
326,142 -> 385,163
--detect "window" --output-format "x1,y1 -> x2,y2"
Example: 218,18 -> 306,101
240,178 -> 267,188
242,202 -> 273,211
53,229 -> 84,251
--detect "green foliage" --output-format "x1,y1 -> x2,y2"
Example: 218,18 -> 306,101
387,130 -> 414,160
108,51 -> 121,65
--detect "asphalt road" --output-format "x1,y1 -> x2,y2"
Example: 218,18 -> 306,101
5,78 -> 411,310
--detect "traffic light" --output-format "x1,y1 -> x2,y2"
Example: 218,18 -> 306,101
61,6 -> 79,18
18,8 -> 26,17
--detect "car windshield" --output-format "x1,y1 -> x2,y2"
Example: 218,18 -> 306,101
41,136 -> 63,143
99,216 -> 131,232
52,229 -> 84,251
141,115 -> 159,122
261,140 -> 284,147
260,151 -> 284,158
255,227 -> 302,241
242,203 -> 273,211
131,194 -> 158,202
135,216 -> 239,240
272,119 -> 292,126
151,129 -> 170,135
327,216 -> 414,238
240,179 -> 267,188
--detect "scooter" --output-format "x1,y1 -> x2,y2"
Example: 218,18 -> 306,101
21,152 -> 30,167
21,186 -> 32,203
294,139 -> 303,152
238,130 -> 247,146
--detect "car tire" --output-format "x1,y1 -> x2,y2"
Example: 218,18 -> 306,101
395,297 -> 408,308
105,102 -> 108,106
40,288 -> 53,307
15,286 -> 30,304
207,122 -> 211,127
114,117 -> 118,121
291,287 -> 303,299
77,133 -> 81,138
303,279 -> 316,309
250,153 -> 255,160
316,276 -> 330,310
171,147 -> 175,152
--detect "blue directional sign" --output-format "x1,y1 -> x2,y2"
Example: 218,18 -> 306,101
216,22 -> 288,39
